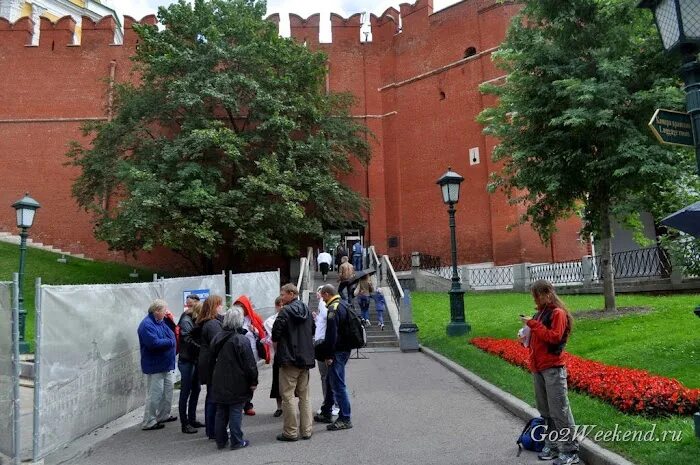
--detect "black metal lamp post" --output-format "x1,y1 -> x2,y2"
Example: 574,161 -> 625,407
437,168 -> 470,336
640,0 -> 700,173
12,193 -> 40,354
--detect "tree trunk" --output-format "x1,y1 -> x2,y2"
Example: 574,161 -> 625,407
599,196 -> 617,312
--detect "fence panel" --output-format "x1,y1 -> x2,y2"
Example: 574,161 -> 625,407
36,282 -> 161,459
159,274 -> 226,318
469,266 -> 514,289
388,254 -> 412,272
229,270 -> 281,320
0,283 -> 13,457
594,247 -> 672,280
529,261 -> 583,284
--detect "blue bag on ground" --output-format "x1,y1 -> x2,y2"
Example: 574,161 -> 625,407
516,417 -> 546,456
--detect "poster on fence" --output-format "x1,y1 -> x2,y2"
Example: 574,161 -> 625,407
37,282 -> 161,458
229,270 -> 280,320
0,282 -> 13,457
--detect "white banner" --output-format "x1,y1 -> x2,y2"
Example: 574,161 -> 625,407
37,281 -> 161,458
0,282 -> 13,456
229,271 -> 280,320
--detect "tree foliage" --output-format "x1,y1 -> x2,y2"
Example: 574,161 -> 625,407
68,0 -> 370,269
477,0 -> 694,309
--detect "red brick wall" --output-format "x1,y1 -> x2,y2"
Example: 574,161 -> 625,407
0,0 -> 587,272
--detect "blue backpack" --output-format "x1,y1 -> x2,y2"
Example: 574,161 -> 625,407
516,417 -> 546,456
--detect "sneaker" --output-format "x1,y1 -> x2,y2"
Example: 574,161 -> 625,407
538,447 -> 558,461
380,324 -> 385,331
273,409 -> 283,418
327,419 -> 353,431
231,439 -> 250,450
314,412 -> 333,423
332,405 -> 340,416
276,433 -> 298,442
553,453 -> 580,465
181,424 -> 198,434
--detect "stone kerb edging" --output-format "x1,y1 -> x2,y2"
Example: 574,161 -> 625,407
419,346 -> 636,465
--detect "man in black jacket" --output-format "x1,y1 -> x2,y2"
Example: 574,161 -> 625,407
314,284 -> 353,431
272,283 -> 315,441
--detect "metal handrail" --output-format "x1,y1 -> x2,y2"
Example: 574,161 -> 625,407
368,246 -> 383,284
382,254 -> 404,311
297,257 -> 308,291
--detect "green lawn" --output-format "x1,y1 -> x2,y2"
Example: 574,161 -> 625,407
413,291 -> 700,465
0,241 -> 160,351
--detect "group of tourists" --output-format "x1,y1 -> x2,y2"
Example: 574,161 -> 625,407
136,281 -> 357,451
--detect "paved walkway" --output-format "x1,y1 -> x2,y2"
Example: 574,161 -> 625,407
67,350 -> 547,465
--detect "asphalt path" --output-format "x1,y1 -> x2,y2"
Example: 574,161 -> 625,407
68,351 -> 548,465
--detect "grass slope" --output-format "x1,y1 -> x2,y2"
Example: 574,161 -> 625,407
0,241 -> 158,351
412,291 -> 700,465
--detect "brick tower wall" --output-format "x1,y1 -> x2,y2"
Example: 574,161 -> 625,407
0,0 -> 587,272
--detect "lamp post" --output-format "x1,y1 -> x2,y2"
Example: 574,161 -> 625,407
12,193 -> 40,354
436,167 -> 470,336
639,0 -> 700,173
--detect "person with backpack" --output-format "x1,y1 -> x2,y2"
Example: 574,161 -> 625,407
177,296 -> 204,434
519,280 -> 579,465
314,284 -> 357,431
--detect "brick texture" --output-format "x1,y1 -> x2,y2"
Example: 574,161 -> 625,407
0,1 -> 586,272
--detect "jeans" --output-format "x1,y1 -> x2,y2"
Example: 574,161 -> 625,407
142,371 -> 174,429
322,351 -> 351,421
205,384 -> 217,439
353,254 -> 362,271
533,367 -> 578,454
358,295 -> 370,321
177,360 -> 201,427
376,309 -> 384,326
215,402 -> 245,448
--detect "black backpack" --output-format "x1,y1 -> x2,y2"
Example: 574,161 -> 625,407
335,300 -> 366,349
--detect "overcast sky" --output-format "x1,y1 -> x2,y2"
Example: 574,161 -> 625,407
105,0 -> 462,21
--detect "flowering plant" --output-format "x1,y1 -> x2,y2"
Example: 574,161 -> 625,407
471,337 -> 700,416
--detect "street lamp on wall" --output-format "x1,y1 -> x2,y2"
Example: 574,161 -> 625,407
12,193 -> 40,354
640,0 -> 700,173
436,167 -> 470,336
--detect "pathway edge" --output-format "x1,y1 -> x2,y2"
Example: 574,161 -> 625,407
419,345 -> 636,465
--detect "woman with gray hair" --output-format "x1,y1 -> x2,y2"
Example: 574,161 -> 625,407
209,307 -> 258,450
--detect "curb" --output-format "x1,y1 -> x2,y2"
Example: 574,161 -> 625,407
420,346 -> 636,465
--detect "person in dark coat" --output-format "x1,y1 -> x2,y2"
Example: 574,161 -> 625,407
210,307 -> 258,450
177,296 -> 203,434
196,294 -> 224,440
272,283 -> 315,441
137,299 -> 176,431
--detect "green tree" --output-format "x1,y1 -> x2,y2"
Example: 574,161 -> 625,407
478,0 -> 689,311
68,0 -> 370,271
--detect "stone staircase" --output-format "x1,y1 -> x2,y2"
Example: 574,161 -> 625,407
309,271 -> 399,351
0,231 -> 91,260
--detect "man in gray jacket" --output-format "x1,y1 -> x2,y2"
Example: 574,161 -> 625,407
272,283 -> 315,441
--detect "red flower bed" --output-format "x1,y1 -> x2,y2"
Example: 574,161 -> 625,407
471,337 -> 700,416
